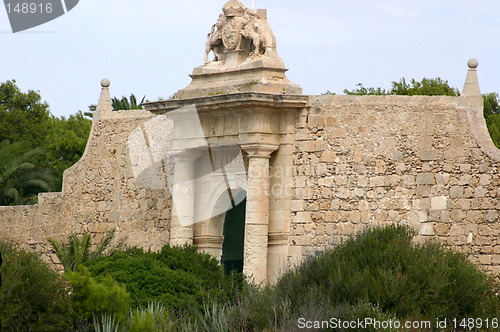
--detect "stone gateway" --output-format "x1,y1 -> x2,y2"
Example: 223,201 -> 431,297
0,2 -> 498,284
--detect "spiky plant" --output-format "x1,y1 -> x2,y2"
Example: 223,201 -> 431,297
48,229 -> 116,273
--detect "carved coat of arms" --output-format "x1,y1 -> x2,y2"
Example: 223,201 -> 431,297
222,17 -> 244,51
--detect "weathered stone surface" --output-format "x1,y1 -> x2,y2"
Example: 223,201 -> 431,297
173,2 -> 302,99
0,28 -> 499,285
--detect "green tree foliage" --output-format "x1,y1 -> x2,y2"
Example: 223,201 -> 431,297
343,83 -> 388,95
85,93 -> 146,119
112,94 -> 145,111
66,266 -> 131,325
0,241 -> 73,331
391,77 -> 460,96
343,77 -> 460,96
0,80 -> 52,146
482,92 -> 500,148
0,80 -> 92,191
43,111 -> 92,176
84,245 -> 244,311
274,225 -> 499,322
0,140 -> 57,205
48,229 -> 116,273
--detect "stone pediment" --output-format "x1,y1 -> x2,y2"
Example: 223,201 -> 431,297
173,1 -> 302,99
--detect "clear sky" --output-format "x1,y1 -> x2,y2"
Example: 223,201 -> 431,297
1,0 -> 499,117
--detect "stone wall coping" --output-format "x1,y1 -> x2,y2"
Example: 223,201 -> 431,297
311,94 -> 459,106
143,92 -> 309,113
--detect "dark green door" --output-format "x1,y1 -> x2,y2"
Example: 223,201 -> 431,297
221,198 -> 246,275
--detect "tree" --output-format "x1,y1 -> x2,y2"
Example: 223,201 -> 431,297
43,111 -> 92,178
482,92 -> 500,148
343,77 -> 460,96
0,140 -> 56,205
84,93 -> 146,119
0,80 -> 92,190
0,80 -> 52,146
112,94 -> 145,111
343,83 -> 388,95
390,77 -> 460,96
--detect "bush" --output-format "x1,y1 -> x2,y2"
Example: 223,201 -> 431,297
66,266 -> 131,325
0,241 -> 73,331
275,225 -> 499,322
84,245 -> 244,313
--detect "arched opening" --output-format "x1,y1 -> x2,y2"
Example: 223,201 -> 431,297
221,191 -> 246,275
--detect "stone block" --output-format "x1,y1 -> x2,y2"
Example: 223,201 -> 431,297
431,196 -> 448,210
450,210 -> 465,222
434,223 -> 450,236
324,211 -> 340,222
435,173 -> 450,185
449,224 -> 465,236
370,176 -> 385,187
474,187 -> 488,198
416,186 -> 431,197
418,149 -> 438,161
402,175 -> 416,186
479,174 -> 492,186
293,212 -> 312,222
419,223 -> 435,235
321,150 -> 336,162
478,255 -> 492,265
413,198 -> 430,210
291,200 -> 304,212
416,173 -> 435,185
458,175 -> 472,185
485,210 -> 498,222
449,186 -> 463,199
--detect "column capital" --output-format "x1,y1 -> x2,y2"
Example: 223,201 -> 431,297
168,148 -> 204,162
241,143 -> 279,158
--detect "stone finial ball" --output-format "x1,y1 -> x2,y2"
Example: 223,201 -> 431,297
101,78 -> 111,88
467,58 -> 479,69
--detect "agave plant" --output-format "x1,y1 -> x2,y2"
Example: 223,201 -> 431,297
48,229 -> 116,273
92,313 -> 120,332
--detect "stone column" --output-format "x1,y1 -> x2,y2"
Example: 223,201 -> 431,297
169,150 -> 202,246
241,144 -> 278,284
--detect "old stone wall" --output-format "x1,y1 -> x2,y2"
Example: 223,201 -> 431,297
0,92 -> 498,278
289,95 -> 500,274
0,110 -> 172,264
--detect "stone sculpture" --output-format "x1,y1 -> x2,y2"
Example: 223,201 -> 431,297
174,0 -> 302,99
203,0 -> 279,66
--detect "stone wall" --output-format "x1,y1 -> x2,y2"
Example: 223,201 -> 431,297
0,110 -> 172,264
289,95 -> 500,274
0,90 -> 498,278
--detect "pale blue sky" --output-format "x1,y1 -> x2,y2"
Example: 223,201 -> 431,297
1,0 -> 499,117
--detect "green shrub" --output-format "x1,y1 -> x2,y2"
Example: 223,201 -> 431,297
66,266 -> 131,325
275,225 -> 499,322
0,241 -> 72,331
84,245 -> 244,313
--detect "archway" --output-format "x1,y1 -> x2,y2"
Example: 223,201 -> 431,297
221,191 -> 246,275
